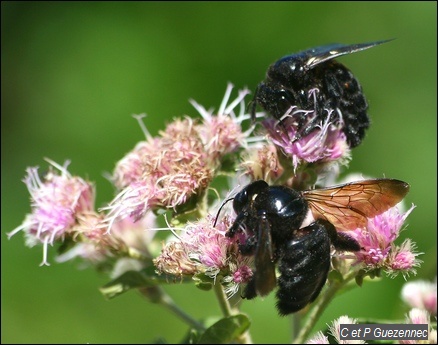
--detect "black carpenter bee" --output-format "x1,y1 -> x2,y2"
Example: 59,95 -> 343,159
251,40 -> 392,148
224,178 -> 409,315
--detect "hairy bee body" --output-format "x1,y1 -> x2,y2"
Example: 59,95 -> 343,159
251,40 -> 391,147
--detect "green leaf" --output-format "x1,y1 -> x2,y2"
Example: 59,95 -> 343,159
355,273 -> 364,287
194,281 -> 213,292
355,268 -> 383,287
99,270 -> 153,300
193,273 -> 214,291
197,314 -> 250,344
328,269 -> 343,283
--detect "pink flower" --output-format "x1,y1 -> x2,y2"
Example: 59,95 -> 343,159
399,308 -> 436,344
240,144 -> 284,183
7,159 -> 95,266
104,117 -> 213,227
60,211 -> 158,263
103,85 -> 252,229
402,278 -> 437,316
262,108 -> 350,172
191,82 -> 250,160
348,204 -> 421,277
154,214 -> 253,297
386,239 -> 423,278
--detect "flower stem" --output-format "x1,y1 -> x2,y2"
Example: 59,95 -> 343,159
213,281 -> 234,317
213,282 -> 253,344
138,286 -> 206,331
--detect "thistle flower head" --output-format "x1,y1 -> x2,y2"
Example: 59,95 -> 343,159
240,143 -> 284,183
103,84 -> 252,229
154,214 -> 253,298
56,211 -> 157,272
104,117 -> 213,225
386,239 -> 423,278
7,159 -> 95,266
191,82 -> 250,159
348,204 -> 421,277
262,107 -> 351,172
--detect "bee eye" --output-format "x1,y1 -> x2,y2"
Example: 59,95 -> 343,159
233,190 -> 248,213
233,180 -> 269,214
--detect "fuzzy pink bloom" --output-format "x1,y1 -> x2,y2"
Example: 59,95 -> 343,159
402,278 -> 437,316
399,308 -> 437,344
386,239 -> 423,278
348,204 -> 420,277
103,85 -> 251,229
8,160 -> 95,266
240,144 -> 284,183
262,108 -> 350,172
57,211 -> 158,266
154,215 -> 253,297
405,308 -> 430,325
104,117 -> 212,227
191,82 -> 249,159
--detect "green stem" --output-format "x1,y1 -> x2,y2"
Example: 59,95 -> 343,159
139,286 -> 206,331
293,270 -> 358,343
213,280 -> 234,317
291,313 -> 302,342
213,283 -> 253,344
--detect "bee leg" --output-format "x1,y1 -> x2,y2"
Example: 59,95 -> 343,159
323,221 -> 361,252
238,235 -> 257,256
249,85 -> 260,122
226,211 -> 247,239
242,276 -> 258,300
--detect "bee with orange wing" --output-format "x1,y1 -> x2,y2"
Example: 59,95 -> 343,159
224,179 -> 409,315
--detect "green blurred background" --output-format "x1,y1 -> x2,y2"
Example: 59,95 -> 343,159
1,2 -> 436,343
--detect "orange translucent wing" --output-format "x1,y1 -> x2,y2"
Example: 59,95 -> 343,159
302,179 -> 410,231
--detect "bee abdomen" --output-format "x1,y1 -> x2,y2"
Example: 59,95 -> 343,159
319,62 -> 370,148
275,222 -> 331,315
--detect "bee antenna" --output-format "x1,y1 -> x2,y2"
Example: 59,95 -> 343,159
213,197 -> 234,227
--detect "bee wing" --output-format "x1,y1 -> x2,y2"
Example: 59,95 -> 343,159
254,214 -> 277,297
302,179 -> 410,231
304,39 -> 393,70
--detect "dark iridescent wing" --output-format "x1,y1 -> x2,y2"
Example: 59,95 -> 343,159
304,39 -> 393,70
302,179 -> 409,231
254,214 -> 277,297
